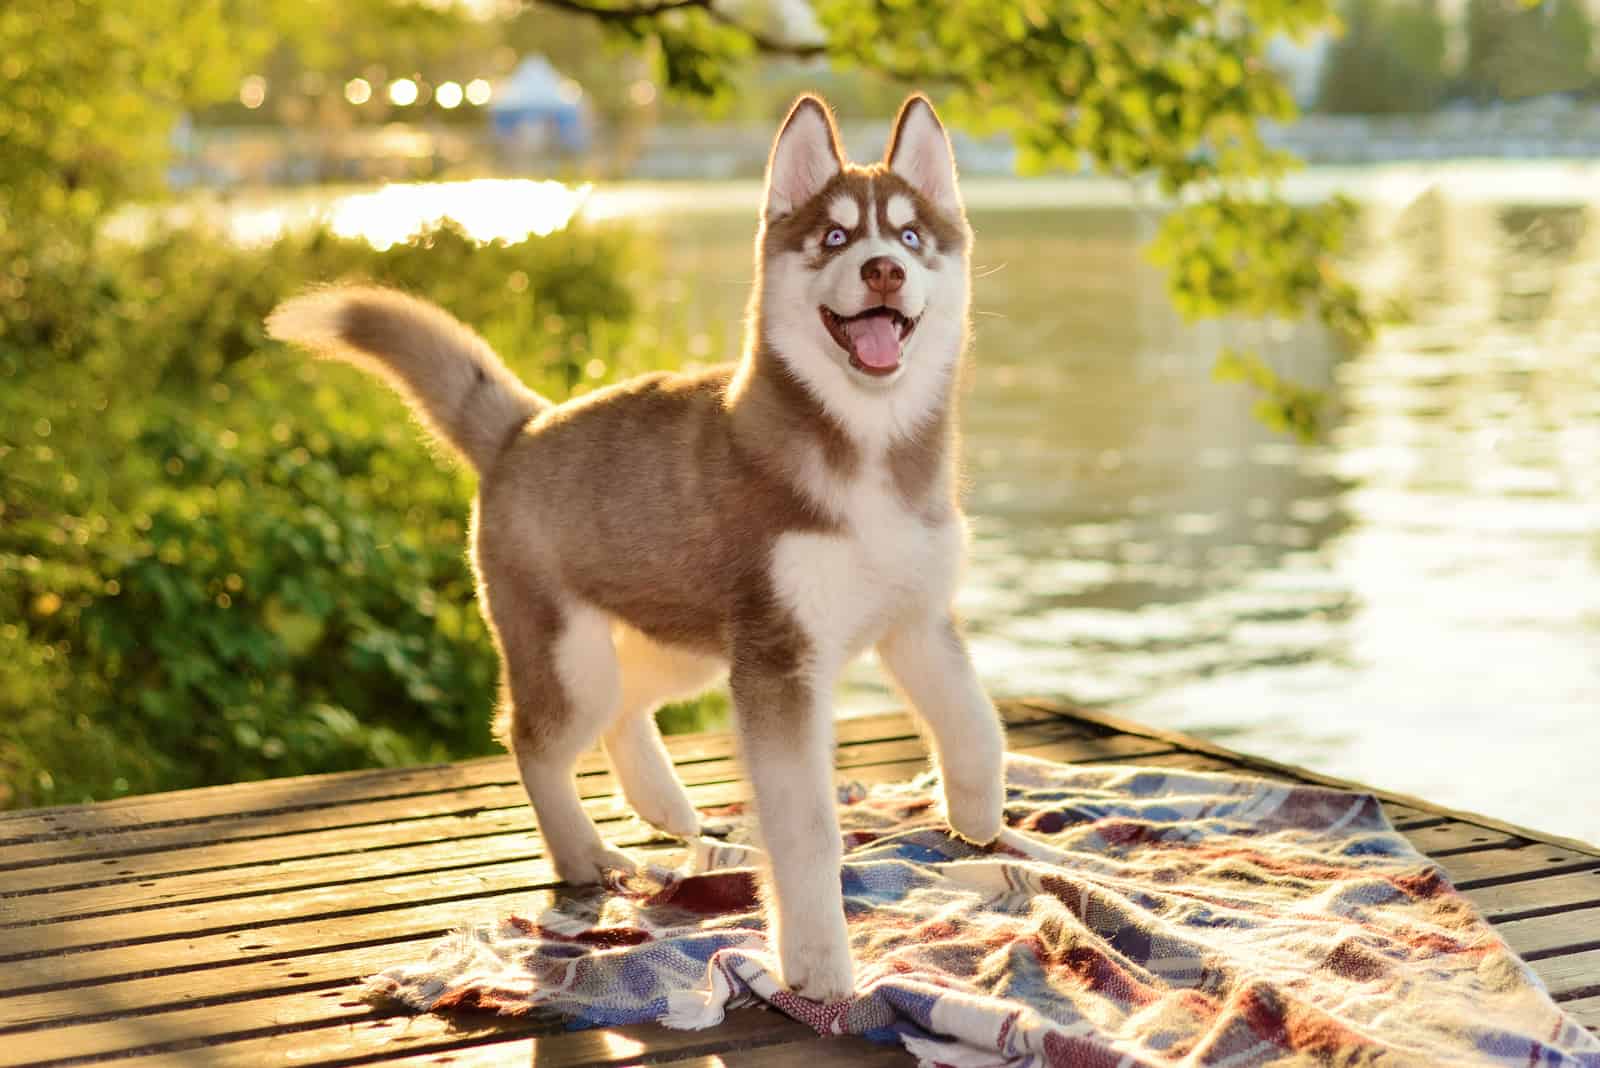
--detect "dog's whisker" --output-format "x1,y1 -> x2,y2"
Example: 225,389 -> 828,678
973,263 -> 1009,279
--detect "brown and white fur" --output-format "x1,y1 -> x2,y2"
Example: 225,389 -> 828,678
265,94 -> 1005,1002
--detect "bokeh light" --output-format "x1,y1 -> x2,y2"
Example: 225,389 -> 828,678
435,81 -> 463,109
344,77 -> 372,105
629,80 -> 656,107
388,78 -> 419,106
465,78 -> 492,106
239,75 -> 266,110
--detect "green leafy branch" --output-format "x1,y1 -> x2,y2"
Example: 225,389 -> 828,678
537,0 -> 1375,439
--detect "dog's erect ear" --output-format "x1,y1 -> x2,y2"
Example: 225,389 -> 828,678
764,95 -> 843,221
886,95 -> 960,216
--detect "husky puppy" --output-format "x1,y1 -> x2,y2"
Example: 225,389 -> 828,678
266,94 -> 1005,1001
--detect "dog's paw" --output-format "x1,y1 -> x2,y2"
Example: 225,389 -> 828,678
551,843 -> 640,886
632,793 -> 702,840
944,777 -> 1003,846
780,935 -> 855,1003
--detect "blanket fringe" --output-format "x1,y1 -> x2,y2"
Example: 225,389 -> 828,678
661,987 -> 727,1030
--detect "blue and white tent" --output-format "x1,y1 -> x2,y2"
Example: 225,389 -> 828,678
488,57 -> 588,152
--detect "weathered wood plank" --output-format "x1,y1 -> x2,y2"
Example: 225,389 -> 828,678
1496,907 -> 1600,959
0,783 -> 529,870
0,716 -> 1115,873
0,703 -> 1069,848
0,853 -> 576,966
40,1005 -> 810,1068
1398,823 -> 1522,855
14,700 -> 957,824
0,725 -> 1165,933
8,978 -> 844,1067
12,974 -> 890,1068
167,1026 -> 905,1068
681,1036 -> 914,1066
1443,845 -> 1600,889
0,730 -> 1172,982
1,944 -> 408,1035
0,803 -> 543,897
1529,948 -> 1600,1000
1460,869 -> 1600,922
1562,995 -> 1600,1033
0,711 -> 875,846
9,975 -> 417,1062
0,888 -> 568,1014
0,741 -> 1171,1004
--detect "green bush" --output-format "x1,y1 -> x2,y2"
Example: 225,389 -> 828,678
0,219 -> 723,809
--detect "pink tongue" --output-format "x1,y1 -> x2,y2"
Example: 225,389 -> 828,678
845,316 -> 901,369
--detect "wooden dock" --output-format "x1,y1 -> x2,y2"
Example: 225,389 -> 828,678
2,699 -> 1596,1066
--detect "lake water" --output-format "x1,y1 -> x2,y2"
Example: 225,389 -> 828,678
602,174 -> 1600,846
215,169 -> 1600,844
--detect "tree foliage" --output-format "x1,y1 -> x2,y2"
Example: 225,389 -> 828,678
0,219 -> 683,807
538,0 -> 1372,438
0,0 -> 1386,804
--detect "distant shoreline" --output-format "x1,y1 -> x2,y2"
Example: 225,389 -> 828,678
586,162 -> 1600,219
110,160 -> 1600,250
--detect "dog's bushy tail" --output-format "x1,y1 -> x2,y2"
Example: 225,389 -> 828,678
266,286 -> 545,474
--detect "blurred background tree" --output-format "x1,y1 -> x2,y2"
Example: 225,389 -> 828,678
1318,0 -> 1450,114
1316,0 -> 1596,114
1461,0 -> 1593,103
2,0 -> 1383,807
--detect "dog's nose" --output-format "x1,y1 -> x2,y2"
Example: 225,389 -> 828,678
860,256 -> 905,295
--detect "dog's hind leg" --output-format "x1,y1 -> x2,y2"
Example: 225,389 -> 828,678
603,627 -> 722,838
487,575 -> 635,885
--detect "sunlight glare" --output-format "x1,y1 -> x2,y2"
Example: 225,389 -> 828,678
327,179 -> 592,250
595,1032 -> 646,1060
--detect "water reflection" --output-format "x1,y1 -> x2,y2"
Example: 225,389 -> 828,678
640,182 -> 1598,845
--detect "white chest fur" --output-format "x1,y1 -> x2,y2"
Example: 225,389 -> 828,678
770,458 -> 963,673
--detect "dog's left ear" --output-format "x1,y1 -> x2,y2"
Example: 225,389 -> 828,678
886,95 -> 961,216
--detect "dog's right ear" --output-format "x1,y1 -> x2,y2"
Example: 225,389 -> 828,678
764,95 -> 843,221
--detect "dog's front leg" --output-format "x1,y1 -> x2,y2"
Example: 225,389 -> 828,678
731,648 -> 852,1002
878,612 -> 1005,845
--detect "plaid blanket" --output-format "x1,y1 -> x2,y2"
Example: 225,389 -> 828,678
367,754 -> 1600,1067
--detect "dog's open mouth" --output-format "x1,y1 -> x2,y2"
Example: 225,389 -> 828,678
819,305 -> 920,377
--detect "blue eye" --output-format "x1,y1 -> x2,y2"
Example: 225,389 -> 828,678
825,227 -> 848,247
900,228 -> 920,249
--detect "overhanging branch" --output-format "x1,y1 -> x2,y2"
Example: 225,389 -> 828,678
535,0 -> 709,18
532,0 -> 828,59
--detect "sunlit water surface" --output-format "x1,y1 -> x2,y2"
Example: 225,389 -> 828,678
218,169 -> 1600,844
621,174 -> 1600,846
